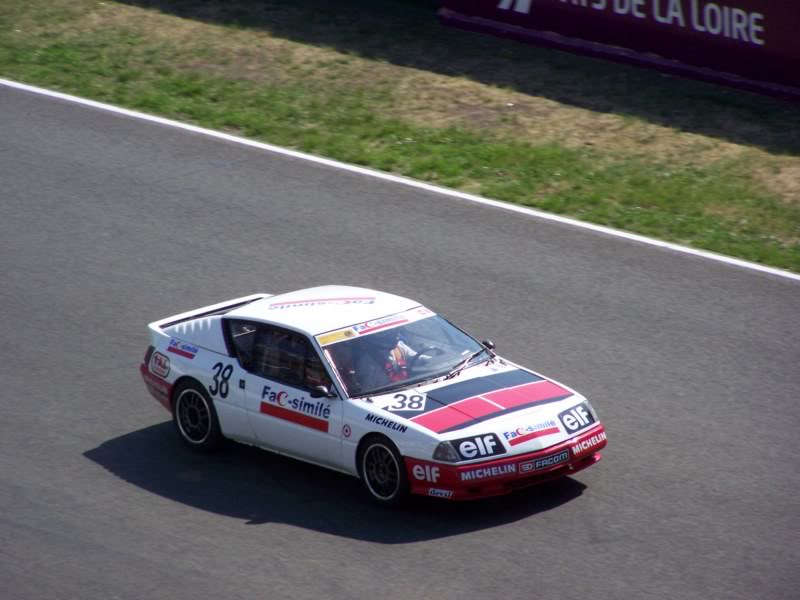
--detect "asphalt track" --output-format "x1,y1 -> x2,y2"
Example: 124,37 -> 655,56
1,85 -> 798,600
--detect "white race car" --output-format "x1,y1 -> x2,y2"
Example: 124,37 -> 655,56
141,286 -> 607,503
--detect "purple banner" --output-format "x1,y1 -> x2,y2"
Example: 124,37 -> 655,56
439,1 -> 800,98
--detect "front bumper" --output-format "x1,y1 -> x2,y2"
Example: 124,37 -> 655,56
406,423 -> 607,501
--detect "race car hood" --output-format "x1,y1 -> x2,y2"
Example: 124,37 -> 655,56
366,360 -> 592,456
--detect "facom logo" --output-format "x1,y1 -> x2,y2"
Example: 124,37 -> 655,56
498,0 -> 532,14
519,450 -> 570,473
412,464 -> 440,483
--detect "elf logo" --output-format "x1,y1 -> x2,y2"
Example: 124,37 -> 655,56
558,402 -> 595,433
497,0 -> 532,14
412,464 -> 440,483
452,433 -> 506,461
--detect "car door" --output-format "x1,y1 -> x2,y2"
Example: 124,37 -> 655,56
239,323 -> 343,467
214,319 -> 262,443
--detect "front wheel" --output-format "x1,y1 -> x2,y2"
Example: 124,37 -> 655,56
172,380 -> 223,451
357,436 -> 410,505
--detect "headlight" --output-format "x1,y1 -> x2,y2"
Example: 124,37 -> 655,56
585,400 -> 598,420
433,441 -> 459,463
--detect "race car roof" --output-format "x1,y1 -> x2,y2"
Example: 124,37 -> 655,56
225,285 -> 421,336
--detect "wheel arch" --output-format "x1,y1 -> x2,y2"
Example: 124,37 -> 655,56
169,375 -> 205,411
355,432 -> 402,477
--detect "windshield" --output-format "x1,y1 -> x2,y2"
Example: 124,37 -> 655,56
319,310 -> 485,397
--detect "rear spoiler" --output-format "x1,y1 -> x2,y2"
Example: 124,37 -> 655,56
148,293 -> 271,331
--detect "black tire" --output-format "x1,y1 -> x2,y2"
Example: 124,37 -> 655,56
357,435 -> 410,505
172,379 -> 223,452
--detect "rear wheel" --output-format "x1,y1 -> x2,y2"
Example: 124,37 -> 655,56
172,380 -> 223,451
357,436 -> 409,505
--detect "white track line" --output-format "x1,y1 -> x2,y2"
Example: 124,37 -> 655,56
2,77 -> 797,283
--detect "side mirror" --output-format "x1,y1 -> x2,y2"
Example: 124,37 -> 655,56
481,339 -> 496,351
310,385 -> 337,399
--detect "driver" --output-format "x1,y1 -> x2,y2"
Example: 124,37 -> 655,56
354,328 -> 418,392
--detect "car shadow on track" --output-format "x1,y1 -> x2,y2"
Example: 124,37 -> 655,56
84,422 -> 587,543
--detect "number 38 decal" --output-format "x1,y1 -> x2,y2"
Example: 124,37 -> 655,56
209,362 -> 233,399
388,392 -> 427,412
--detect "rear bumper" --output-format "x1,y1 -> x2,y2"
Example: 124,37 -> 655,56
406,424 -> 607,501
140,362 -> 173,413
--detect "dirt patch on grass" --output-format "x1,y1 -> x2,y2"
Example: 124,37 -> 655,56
389,70 -> 754,168
753,162 -> 800,207
54,2 -> 404,92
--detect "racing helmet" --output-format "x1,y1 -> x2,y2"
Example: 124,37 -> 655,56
369,328 -> 400,351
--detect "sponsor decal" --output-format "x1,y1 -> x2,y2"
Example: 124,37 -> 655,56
316,328 -> 357,345
260,385 -> 331,432
558,402 -> 596,434
503,419 -> 560,446
498,0 -> 532,15
428,488 -> 453,499
342,424 -> 352,438
167,339 -> 199,359
412,464 -> 440,483
460,463 -> 517,481
364,413 -> 408,433
355,307 -> 437,338
269,297 -> 375,310
519,450 -> 570,474
571,430 -> 607,456
353,314 -> 409,335
497,0 -> 769,48
150,352 -> 170,378
452,433 -> 506,461
318,307 -> 436,346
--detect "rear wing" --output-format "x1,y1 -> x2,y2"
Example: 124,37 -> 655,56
146,293 -> 271,356
148,293 -> 271,331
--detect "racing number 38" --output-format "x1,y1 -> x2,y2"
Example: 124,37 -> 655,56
389,393 -> 426,411
209,362 -> 233,398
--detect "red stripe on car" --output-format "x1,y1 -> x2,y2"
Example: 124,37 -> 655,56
260,402 -> 329,432
483,380 -> 569,409
167,346 -> 195,359
410,397 -> 497,433
411,406 -> 473,432
454,396 -> 503,419
507,426 -> 561,446
412,381 -> 574,434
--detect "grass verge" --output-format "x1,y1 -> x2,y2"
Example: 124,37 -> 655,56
1,0 -> 798,271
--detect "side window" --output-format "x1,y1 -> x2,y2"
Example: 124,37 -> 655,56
305,351 -> 332,390
250,326 -> 285,381
247,325 -> 332,390
227,320 -> 258,370
279,332 -> 308,387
